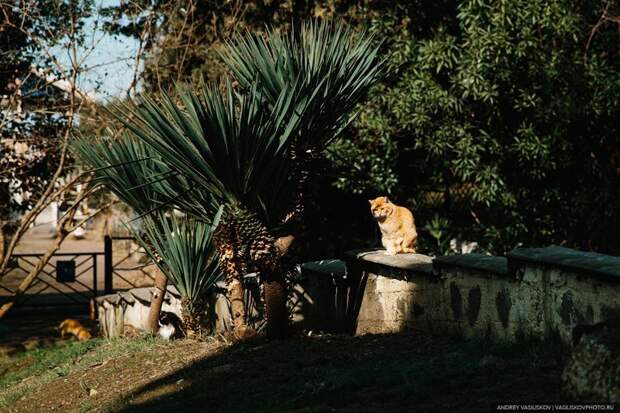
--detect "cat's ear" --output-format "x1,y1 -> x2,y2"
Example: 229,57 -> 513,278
368,199 -> 373,204
384,196 -> 391,203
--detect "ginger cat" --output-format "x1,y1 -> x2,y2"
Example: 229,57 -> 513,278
58,319 -> 92,341
369,196 -> 417,255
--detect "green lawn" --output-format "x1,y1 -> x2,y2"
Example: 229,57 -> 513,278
0,335 -> 160,409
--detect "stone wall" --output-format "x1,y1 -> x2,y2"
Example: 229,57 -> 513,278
96,286 -> 183,338
348,245 -> 620,345
95,261 -> 350,338
95,245 -> 620,344
508,247 -> 620,344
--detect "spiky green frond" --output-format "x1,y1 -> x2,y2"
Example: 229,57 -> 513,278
107,80 -> 303,224
72,134 -> 220,221
134,211 -> 223,309
221,19 -> 384,149
72,134 -> 171,214
97,20 -> 383,227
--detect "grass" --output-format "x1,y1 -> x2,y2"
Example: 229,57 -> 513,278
0,334 -> 160,409
0,333 -> 566,412
120,334 -> 565,412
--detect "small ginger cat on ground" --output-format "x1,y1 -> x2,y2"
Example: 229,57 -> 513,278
369,196 -> 417,255
58,319 -> 92,341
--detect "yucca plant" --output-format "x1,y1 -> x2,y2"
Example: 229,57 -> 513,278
134,211 -> 223,337
111,81 -> 300,339
73,135 -> 167,208
72,136 -> 222,334
72,134 -> 218,220
98,20 -> 383,339
220,20 -> 384,336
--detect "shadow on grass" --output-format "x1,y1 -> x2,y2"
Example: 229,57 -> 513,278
115,333 -> 565,413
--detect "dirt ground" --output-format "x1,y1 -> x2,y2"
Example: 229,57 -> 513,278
1,332 -> 565,413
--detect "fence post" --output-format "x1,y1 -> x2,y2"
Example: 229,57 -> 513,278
104,235 -> 113,294
92,253 -> 98,297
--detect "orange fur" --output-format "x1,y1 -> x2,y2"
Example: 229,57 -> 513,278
369,196 -> 417,255
58,319 -> 92,341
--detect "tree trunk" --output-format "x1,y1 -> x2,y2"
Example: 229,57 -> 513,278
263,271 -> 288,339
180,297 -> 204,339
261,234 -> 296,339
215,229 -> 254,340
146,268 -> 168,334
228,277 -> 251,339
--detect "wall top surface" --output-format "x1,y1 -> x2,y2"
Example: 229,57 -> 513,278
434,254 -> 508,276
345,249 -> 433,274
508,245 -> 620,281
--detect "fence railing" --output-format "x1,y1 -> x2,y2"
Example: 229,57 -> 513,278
104,235 -> 156,293
0,235 -> 155,310
1,252 -> 102,308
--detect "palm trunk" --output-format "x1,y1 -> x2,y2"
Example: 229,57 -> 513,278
228,277 -> 249,338
147,269 -> 168,334
181,297 -> 204,339
215,228 -> 254,340
263,271 -> 288,338
261,234 -> 296,339
260,146 -> 311,338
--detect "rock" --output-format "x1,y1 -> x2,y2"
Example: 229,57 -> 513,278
562,321 -> 620,402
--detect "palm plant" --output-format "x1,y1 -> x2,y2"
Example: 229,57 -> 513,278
111,81 -> 301,338
134,211 -> 223,337
72,136 -> 223,334
97,20 -> 383,339
220,20 -> 384,336
72,134 -> 176,212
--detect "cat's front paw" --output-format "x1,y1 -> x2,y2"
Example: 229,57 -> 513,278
384,249 -> 397,256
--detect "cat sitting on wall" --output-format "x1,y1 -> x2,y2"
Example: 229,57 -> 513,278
369,196 -> 418,255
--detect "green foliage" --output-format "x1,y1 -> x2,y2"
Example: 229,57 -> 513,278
101,1 -> 384,88
423,215 -> 453,255
331,0 -> 620,254
72,136 -> 175,214
110,81 -> 300,225
221,20 -> 383,151
110,21 -> 382,231
102,1 -> 620,255
134,212 -> 223,312
72,136 -> 223,306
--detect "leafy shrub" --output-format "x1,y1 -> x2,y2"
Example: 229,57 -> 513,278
331,0 -> 620,254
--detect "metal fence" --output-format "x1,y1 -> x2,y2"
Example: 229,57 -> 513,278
0,235 -> 154,310
0,252 -> 101,308
104,235 -> 156,292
